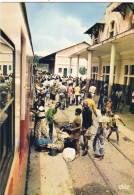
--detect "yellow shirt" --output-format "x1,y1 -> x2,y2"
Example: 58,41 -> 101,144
74,86 -> 80,95
85,98 -> 97,119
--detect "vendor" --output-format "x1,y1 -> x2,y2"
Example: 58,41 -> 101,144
70,108 -> 82,159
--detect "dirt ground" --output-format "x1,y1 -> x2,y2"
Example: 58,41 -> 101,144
26,102 -> 134,195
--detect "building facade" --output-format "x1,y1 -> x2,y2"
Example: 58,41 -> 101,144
55,42 -> 89,78
39,42 -> 89,78
78,3 -> 134,104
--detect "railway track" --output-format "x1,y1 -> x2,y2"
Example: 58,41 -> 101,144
86,119 -> 134,194
87,152 -> 116,195
93,120 -> 134,167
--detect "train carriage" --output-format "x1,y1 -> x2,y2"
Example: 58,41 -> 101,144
0,3 -> 34,194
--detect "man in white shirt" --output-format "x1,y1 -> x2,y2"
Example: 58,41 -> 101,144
89,83 -> 96,100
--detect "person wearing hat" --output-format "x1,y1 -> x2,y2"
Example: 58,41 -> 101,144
32,104 -> 49,143
93,117 -> 106,160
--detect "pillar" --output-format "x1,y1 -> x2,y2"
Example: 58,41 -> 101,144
108,43 -> 116,96
69,57 -> 72,78
86,51 -> 92,95
76,55 -> 80,85
97,56 -> 102,94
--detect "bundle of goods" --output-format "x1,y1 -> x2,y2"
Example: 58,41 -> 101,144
47,139 -> 64,152
53,109 -> 69,128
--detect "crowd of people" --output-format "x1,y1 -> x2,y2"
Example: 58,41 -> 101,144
0,73 -> 13,109
31,70 -> 129,161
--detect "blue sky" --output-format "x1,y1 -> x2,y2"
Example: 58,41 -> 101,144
26,3 -> 109,56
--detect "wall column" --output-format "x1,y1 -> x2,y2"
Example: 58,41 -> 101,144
115,52 -> 121,85
69,57 -> 72,78
76,55 -> 80,85
108,43 -> 116,96
97,56 -> 103,94
86,51 -> 93,94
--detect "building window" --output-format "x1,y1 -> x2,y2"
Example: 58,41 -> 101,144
125,65 -> 128,75
130,65 -> 134,75
103,66 -> 105,73
0,29 -> 15,194
9,65 -> 11,70
58,68 -> 62,73
71,68 -> 72,73
0,65 -> 1,70
114,66 -> 116,74
106,66 -> 110,74
110,21 -> 115,38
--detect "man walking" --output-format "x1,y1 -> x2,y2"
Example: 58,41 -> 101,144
82,101 -> 92,156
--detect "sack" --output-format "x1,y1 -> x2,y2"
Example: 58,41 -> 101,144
64,137 -> 75,149
62,148 -> 75,162
47,139 -> 64,152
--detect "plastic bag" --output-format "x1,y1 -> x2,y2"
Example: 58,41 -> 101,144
62,148 -> 75,162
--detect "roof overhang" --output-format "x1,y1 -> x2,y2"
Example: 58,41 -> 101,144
69,47 -> 93,60
84,20 -> 105,36
39,53 -> 56,64
91,29 -> 134,60
112,3 -> 134,19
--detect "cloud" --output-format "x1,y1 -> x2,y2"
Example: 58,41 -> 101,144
27,3 -> 91,55
35,50 -> 51,57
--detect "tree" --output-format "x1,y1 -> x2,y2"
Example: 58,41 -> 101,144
33,55 -> 39,67
79,67 -> 86,75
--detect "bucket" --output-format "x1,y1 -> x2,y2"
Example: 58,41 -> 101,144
49,147 -> 57,156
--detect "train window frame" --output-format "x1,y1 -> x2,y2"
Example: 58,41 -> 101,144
0,29 -> 15,195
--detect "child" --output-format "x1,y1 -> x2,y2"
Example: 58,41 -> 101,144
70,108 -> 82,158
106,98 -> 112,112
93,117 -> 106,160
107,113 -> 125,145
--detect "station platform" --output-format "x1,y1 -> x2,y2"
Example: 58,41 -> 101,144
26,103 -> 134,195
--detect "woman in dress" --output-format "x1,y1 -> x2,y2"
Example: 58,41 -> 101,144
93,117 -> 106,160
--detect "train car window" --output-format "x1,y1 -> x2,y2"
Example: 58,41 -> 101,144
0,29 -> 15,195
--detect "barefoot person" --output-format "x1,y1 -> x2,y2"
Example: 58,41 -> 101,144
93,118 -> 106,160
70,108 -> 82,158
82,101 -> 92,156
45,102 -> 61,139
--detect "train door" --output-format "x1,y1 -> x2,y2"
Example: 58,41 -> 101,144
3,65 -> 7,75
63,68 -> 67,77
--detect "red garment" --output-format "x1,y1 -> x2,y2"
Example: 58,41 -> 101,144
68,86 -> 73,97
106,101 -> 112,112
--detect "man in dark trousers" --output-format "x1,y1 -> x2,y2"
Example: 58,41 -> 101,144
45,102 -> 61,139
82,101 -> 92,156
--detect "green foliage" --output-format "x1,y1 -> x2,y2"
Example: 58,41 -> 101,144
79,67 -> 86,75
33,55 -> 39,66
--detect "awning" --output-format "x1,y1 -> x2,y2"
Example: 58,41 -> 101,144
84,19 -> 105,35
39,53 -> 56,63
112,3 -> 134,19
